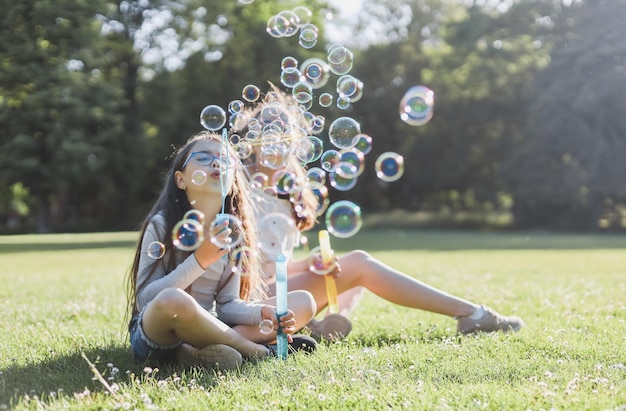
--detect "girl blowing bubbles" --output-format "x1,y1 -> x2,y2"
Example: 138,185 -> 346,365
125,131 -> 316,371
237,87 -> 523,341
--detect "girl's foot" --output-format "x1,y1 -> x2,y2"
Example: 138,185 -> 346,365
176,343 -> 243,371
306,313 -> 352,342
457,305 -> 524,335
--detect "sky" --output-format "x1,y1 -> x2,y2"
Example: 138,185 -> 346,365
325,0 -> 364,45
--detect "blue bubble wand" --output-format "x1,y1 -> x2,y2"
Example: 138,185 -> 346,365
275,254 -> 289,360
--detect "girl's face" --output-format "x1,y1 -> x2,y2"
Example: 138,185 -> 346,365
175,139 -> 238,196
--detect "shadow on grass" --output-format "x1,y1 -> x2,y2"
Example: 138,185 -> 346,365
0,344 -> 193,407
0,241 -> 137,254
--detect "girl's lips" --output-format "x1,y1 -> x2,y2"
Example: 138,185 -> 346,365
210,170 -> 221,179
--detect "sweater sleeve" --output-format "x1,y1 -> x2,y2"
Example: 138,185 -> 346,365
215,264 -> 266,326
135,215 -> 213,311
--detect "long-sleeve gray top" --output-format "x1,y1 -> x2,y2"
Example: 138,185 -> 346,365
135,213 -> 265,325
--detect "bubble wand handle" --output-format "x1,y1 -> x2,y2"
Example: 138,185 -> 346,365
275,254 -> 288,360
319,230 -> 339,314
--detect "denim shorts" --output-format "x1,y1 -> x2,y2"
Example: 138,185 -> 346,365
129,309 -> 182,364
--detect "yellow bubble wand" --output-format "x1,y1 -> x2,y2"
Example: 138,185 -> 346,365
318,230 -> 339,314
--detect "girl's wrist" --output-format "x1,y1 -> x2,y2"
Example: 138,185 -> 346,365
193,252 -> 208,270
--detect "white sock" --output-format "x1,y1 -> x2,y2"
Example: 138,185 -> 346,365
467,305 -> 484,320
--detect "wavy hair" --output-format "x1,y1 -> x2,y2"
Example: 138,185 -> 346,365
236,83 -> 320,231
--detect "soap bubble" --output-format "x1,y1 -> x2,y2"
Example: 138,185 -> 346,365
399,85 -> 434,126
281,56 -> 298,69
308,246 -> 337,275
328,117 -> 360,149
354,134 -> 373,155
172,219 -> 204,251
200,105 -> 226,131
340,148 -> 365,176
329,162 -> 358,191
183,209 -> 205,224
327,45 -> 354,75
208,214 -> 244,249
280,67 -> 302,88
320,149 -> 341,171
259,319 -> 274,334
306,167 -> 326,188
242,84 -> 261,102
299,23 -> 318,49
258,212 -> 297,256
272,169 -> 298,195
292,6 -> 312,25
228,100 -> 245,114
375,152 -> 404,182
191,170 -> 207,185
325,200 -> 362,238
147,241 -> 165,259
319,93 -> 333,107
230,245 -> 257,274
300,58 -> 330,89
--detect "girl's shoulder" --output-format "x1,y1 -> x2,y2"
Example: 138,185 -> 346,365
146,212 -> 167,237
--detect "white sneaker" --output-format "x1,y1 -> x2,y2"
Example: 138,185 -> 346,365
306,313 -> 352,342
176,343 -> 243,371
457,305 -> 524,335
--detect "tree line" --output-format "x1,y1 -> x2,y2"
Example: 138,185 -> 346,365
1,0 -> 625,234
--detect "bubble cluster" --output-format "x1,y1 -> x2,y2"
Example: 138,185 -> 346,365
194,5 -> 430,240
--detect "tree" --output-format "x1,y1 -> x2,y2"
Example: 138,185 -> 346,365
347,0 -> 558,213
0,0 -> 118,232
501,0 -> 626,230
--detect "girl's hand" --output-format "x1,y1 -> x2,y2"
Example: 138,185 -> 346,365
329,256 -> 341,279
193,220 -> 230,269
261,306 -> 297,337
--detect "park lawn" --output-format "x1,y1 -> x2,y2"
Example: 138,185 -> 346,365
0,229 -> 625,410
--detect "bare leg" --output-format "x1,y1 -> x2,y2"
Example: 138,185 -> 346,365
270,250 -> 477,318
231,290 -> 317,341
141,288 -> 269,359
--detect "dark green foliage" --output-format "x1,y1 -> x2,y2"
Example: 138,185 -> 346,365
1,0 -> 624,232
501,0 -> 626,230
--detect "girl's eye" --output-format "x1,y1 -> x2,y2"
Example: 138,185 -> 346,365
195,154 -> 213,164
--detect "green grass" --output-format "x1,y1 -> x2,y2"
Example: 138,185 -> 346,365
1,230 -> 625,410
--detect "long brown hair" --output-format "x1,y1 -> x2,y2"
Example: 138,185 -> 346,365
124,131 -> 265,325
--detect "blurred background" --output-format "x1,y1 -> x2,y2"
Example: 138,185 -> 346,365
1,0 -> 625,234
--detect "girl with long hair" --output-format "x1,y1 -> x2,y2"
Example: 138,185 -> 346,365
125,131 -> 316,370
237,88 -> 523,341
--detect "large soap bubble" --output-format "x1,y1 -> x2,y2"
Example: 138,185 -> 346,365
399,85 -> 434,126
200,105 -> 227,131
328,117 -> 360,149
325,200 -> 362,238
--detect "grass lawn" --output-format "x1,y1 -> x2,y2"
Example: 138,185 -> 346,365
0,229 -> 625,410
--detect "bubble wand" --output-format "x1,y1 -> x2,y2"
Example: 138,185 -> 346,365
318,230 -> 339,314
275,254 -> 289,360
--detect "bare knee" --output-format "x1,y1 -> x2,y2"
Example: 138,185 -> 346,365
150,287 -> 198,322
343,249 -> 371,264
288,290 -> 316,322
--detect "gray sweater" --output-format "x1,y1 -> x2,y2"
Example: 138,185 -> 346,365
135,213 -> 265,325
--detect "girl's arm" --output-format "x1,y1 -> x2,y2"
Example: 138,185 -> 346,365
287,257 -> 310,274
215,266 -> 267,326
135,216 -> 224,310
